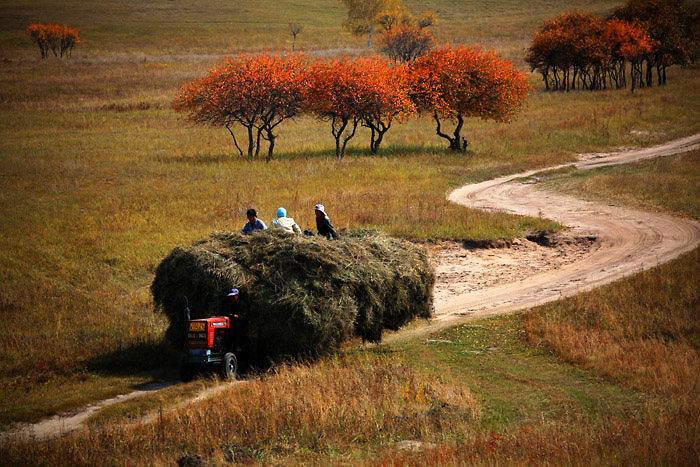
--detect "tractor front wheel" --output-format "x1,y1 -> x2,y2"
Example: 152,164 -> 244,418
221,352 -> 237,381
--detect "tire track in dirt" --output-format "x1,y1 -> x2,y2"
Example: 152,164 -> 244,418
390,133 -> 700,341
0,382 -> 176,445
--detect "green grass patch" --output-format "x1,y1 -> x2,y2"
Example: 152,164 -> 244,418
539,148 -> 700,219
393,314 -> 646,432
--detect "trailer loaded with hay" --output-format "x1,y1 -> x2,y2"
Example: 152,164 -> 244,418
151,229 -> 434,379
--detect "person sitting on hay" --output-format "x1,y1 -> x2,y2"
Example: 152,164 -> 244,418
241,208 -> 267,234
270,207 -> 302,234
315,204 -> 338,240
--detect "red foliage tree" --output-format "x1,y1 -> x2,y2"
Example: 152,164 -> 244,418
25,23 -> 81,59
526,11 -> 608,91
605,19 -> 653,91
357,58 -> 414,154
612,0 -> 690,86
308,56 -> 413,157
527,9 -> 659,92
306,58 -> 364,160
411,45 -> 529,151
172,53 -> 308,160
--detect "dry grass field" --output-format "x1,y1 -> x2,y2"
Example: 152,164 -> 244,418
1,0 -> 700,464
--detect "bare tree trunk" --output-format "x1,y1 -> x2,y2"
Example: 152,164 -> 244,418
341,120 -> 358,160
226,124 -> 244,156
434,111 -> 465,151
332,116 -> 347,159
247,125 -> 255,158
266,130 -> 275,162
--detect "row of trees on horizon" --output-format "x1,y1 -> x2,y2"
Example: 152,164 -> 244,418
21,0 -> 699,161
25,23 -> 81,59
525,0 -> 700,92
173,47 -> 529,161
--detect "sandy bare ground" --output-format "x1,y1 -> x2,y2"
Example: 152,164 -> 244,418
3,134 -> 699,445
391,133 -> 700,342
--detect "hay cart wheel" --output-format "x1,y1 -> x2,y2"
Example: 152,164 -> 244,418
221,352 -> 238,380
179,355 -> 193,382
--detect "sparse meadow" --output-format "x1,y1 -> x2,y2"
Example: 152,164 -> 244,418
1,1 -> 700,464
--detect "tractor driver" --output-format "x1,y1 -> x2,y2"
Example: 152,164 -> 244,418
224,288 -> 248,352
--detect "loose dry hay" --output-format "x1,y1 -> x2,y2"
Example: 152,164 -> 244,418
151,229 -> 434,362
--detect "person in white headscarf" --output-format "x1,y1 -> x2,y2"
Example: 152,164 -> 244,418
314,204 -> 338,239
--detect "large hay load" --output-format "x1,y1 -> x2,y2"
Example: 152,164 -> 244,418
151,229 -> 434,362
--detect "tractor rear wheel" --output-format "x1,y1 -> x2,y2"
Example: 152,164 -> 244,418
221,352 -> 237,380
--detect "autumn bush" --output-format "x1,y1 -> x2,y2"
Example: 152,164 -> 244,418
378,9 -> 437,64
380,22 -> 435,64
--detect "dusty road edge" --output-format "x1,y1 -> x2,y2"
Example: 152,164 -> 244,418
387,133 -> 700,343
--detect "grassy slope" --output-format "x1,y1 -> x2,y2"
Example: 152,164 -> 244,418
1,0 -> 700,429
4,151 -> 698,464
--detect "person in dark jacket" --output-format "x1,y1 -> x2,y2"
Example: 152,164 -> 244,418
314,204 -> 338,239
222,288 -> 249,352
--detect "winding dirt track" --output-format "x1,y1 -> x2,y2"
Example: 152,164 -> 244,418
391,133 -> 700,341
3,134 -> 700,444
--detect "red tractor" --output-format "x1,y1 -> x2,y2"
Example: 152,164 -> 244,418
178,297 -> 248,382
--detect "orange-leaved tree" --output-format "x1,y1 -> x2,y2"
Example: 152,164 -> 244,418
604,18 -> 653,90
308,56 -> 413,157
612,0 -> 689,86
411,45 -> 529,151
525,10 -> 608,91
357,57 -> 414,153
173,53 -> 309,160
25,23 -> 81,59
306,58 -> 366,160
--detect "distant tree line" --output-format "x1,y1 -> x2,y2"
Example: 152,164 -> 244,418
25,23 -> 81,59
173,47 -> 529,160
526,0 -> 700,92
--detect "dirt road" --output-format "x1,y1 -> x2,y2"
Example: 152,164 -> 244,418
3,134 -> 699,444
392,133 -> 700,341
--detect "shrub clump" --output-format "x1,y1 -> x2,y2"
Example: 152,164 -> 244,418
151,229 -> 434,361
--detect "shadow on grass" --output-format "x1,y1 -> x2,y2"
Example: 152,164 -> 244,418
86,341 -> 180,383
156,143 -> 453,165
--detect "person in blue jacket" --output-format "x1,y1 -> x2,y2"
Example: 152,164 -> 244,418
241,208 -> 267,234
